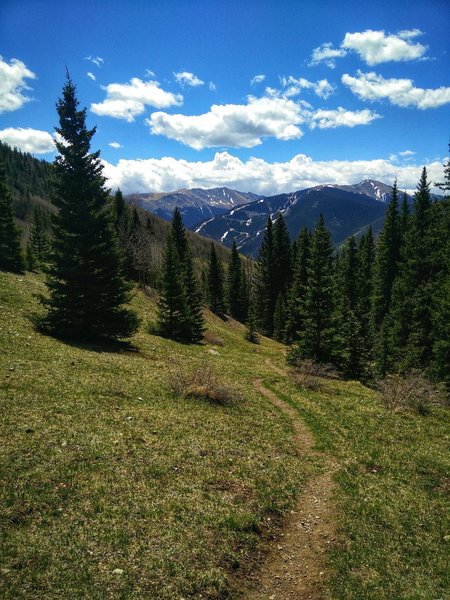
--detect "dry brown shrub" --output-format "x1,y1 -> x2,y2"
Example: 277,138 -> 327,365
378,370 -> 446,415
203,331 -> 224,346
168,359 -> 241,406
291,359 -> 339,378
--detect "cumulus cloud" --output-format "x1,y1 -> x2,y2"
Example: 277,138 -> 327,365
309,43 -> 347,68
342,70 -> 450,109
101,151 -> 444,196
147,96 -> 305,149
174,71 -> 204,87
250,74 -> 266,86
91,77 -> 183,122
87,72 -> 96,81
108,141 -> 122,149
0,56 -> 36,114
342,29 -> 427,65
308,107 -> 381,129
85,55 -> 104,67
280,76 -> 336,99
0,127 -> 55,154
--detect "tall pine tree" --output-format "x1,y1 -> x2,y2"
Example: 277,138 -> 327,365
289,215 -> 335,364
40,76 -> 139,341
26,206 -> 50,271
254,217 -> 275,335
207,243 -> 226,316
285,227 -> 310,344
227,239 -> 244,320
0,157 -> 25,273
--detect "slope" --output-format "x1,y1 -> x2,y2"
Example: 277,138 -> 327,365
1,270 -> 448,600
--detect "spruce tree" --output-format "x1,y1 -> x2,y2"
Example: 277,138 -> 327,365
26,206 -> 50,271
389,168 -> 434,370
285,227 -> 310,344
357,227 -> 375,367
184,247 -> 205,342
227,239 -> 244,320
0,157 -> 25,273
207,243 -> 225,316
171,207 -> 188,261
290,215 -> 335,364
40,76 -> 139,341
273,293 -> 287,342
156,235 -> 190,341
254,217 -> 275,335
372,180 -> 401,329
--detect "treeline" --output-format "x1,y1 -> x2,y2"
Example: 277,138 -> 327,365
250,169 -> 449,386
0,141 -> 53,222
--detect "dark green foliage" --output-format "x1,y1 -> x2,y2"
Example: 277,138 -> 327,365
289,215 -> 335,364
285,227 -> 310,344
156,235 -> 190,341
244,300 -> 260,344
26,206 -> 51,271
273,293 -> 287,342
254,217 -> 275,335
0,140 -> 52,221
207,243 -> 226,316
372,180 -> 401,329
227,240 -> 245,321
0,157 -> 25,273
157,209 -> 204,342
39,76 -> 139,341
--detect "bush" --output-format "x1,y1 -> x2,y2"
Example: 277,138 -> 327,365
378,370 -> 447,415
288,357 -> 339,379
203,331 -> 224,346
168,359 -> 242,406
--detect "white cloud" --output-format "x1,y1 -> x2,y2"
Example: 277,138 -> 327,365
91,77 -> 183,122
342,70 -> 450,109
87,72 -> 96,81
102,151 -> 444,196
174,71 -> 204,87
399,149 -> 415,156
280,76 -> 336,99
209,81 -> 216,91
342,29 -> 427,65
0,127 -> 55,154
0,56 -> 36,114
309,43 -> 347,68
145,69 -> 156,77
308,107 -> 381,129
108,141 -> 122,149
250,74 -> 266,86
147,96 -> 305,149
85,55 -> 104,67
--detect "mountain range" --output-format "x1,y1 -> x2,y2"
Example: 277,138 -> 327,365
126,179 -> 405,256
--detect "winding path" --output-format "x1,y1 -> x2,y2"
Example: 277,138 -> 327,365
243,366 -> 337,600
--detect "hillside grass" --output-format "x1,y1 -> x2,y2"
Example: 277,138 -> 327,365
0,271 -> 309,599
265,374 -> 449,600
1,270 -> 449,599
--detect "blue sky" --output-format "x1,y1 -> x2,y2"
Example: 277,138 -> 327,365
0,0 -> 449,195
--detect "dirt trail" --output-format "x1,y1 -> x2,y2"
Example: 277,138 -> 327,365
243,370 -> 336,600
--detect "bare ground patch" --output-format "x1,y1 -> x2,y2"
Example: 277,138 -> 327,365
241,379 -> 337,600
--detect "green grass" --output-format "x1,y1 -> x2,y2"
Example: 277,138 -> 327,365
1,270 -> 449,599
0,271 -> 307,599
268,375 -> 450,600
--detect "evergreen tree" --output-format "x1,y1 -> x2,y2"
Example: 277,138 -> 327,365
273,293 -> 287,342
157,209 -> 204,342
227,239 -> 244,320
26,206 -> 50,271
400,191 -> 410,244
111,189 -> 126,228
244,297 -> 260,344
254,217 -> 275,335
389,168 -> 434,370
156,235 -> 190,341
171,207 -> 188,261
335,237 -> 367,378
372,180 -> 401,329
273,213 -> 292,298
357,227 -> 375,366
184,247 -> 205,342
0,157 -> 25,273
285,227 -> 310,343
207,243 -> 226,316
289,215 -> 335,364
39,76 -> 139,341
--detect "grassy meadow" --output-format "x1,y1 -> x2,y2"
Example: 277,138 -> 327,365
1,270 -> 448,599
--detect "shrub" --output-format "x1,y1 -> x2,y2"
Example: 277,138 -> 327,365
378,370 -> 447,415
203,331 -> 224,346
168,359 -> 242,406
288,357 -> 339,379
